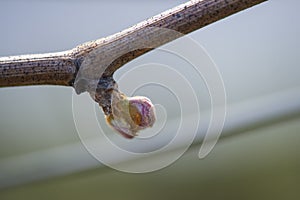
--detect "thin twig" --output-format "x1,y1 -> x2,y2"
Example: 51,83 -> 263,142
0,51 -> 75,87
0,0 -> 267,113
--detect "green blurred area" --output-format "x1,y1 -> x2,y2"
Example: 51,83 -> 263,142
0,0 -> 300,199
1,116 -> 299,200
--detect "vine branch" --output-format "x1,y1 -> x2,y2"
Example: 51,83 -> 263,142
0,0 -> 267,114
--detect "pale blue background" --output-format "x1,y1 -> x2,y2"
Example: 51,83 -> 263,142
0,0 -> 299,199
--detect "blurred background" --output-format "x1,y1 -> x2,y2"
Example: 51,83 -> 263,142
0,0 -> 299,199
